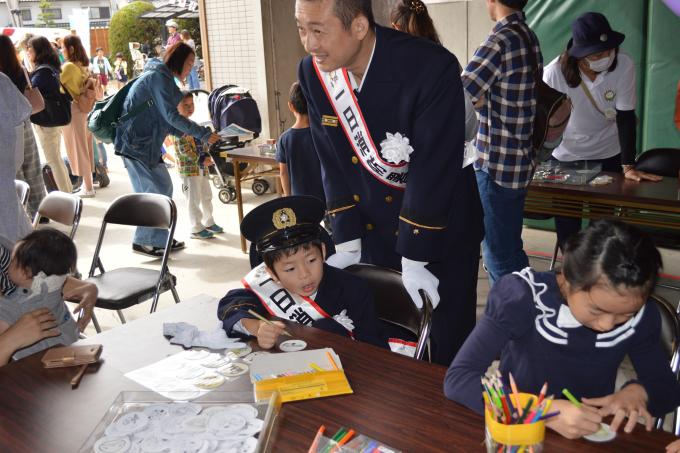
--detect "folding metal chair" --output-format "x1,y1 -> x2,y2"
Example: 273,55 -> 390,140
31,191 -> 83,239
652,294 -> 680,434
85,194 -> 181,333
15,180 -> 30,207
346,263 -> 433,360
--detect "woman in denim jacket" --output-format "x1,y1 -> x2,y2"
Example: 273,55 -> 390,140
114,42 -> 220,257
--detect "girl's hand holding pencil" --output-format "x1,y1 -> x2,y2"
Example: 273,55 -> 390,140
544,399 -> 602,439
582,383 -> 654,433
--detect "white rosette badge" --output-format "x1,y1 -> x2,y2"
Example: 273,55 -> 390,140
380,132 -> 413,164
332,309 -> 355,332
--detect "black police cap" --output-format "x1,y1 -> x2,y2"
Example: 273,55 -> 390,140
240,195 -> 325,253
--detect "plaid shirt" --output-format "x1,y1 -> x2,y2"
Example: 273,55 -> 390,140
463,11 -> 542,189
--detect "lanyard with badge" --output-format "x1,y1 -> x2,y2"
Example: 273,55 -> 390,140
579,81 -> 617,121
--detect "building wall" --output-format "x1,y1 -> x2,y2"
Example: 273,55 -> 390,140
1,0 -> 113,27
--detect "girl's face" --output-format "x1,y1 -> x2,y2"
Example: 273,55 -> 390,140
562,276 -> 646,332
180,53 -> 195,80
27,45 -> 36,63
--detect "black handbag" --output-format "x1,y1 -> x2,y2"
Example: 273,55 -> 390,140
30,65 -> 72,127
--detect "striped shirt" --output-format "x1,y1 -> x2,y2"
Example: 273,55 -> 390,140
463,11 -> 542,189
0,243 -> 16,296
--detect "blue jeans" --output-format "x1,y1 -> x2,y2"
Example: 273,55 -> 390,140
187,67 -> 200,90
124,157 -> 173,248
476,170 -> 529,286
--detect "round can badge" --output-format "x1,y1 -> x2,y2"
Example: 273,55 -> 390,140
194,374 -> 226,390
216,362 -> 249,377
94,436 -> 131,453
180,414 -> 210,432
583,423 -> 616,442
113,412 -> 150,435
226,346 -> 252,358
208,412 -> 247,433
242,351 -> 270,364
604,108 -> 617,121
279,339 -> 307,352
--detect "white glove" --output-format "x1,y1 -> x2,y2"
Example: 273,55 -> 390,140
326,239 -> 361,269
401,257 -> 440,309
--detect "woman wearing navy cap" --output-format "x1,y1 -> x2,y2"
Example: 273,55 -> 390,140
543,12 -> 663,249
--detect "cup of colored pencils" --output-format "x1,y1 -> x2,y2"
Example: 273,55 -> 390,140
482,372 -> 556,453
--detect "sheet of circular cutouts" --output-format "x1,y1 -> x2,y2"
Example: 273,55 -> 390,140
124,350 -> 251,401
93,402 -> 263,453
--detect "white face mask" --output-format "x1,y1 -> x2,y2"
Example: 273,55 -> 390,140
587,52 -> 614,73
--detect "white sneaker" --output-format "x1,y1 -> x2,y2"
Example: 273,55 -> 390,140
79,189 -> 96,198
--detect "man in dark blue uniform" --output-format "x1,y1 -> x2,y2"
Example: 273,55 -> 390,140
295,0 -> 483,365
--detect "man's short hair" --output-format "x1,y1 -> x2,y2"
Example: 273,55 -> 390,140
300,0 -> 375,30
289,81 -> 308,115
499,0 -> 528,10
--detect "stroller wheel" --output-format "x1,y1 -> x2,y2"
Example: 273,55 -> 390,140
252,179 -> 269,196
218,188 -> 232,204
228,187 -> 236,202
212,175 -> 223,188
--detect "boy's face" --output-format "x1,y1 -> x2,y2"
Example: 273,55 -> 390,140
177,96 -> 195,118
8,243 -> 32,288
97,50 -> 104,57
267,243 -> 325,297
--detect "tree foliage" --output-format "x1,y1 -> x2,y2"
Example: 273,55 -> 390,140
108,1 -> 162,77
37,0 -> 55,27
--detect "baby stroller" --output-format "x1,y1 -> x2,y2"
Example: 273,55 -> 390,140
206,85 -> 272,202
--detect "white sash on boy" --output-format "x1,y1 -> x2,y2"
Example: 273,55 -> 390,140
242,263 -> 339,329
313,60 -> 409,190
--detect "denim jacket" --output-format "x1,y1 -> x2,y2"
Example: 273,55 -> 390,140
114,59 -> 210,167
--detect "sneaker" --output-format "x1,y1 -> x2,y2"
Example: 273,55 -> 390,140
79,189 -> 96,198
171,239 -> 186,251
191,229 -> 215,239
206,224 -> 224,234
132,244 -> 164,257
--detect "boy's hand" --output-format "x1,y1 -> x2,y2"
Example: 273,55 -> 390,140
207,133 -> 221,145
667,438 -> 680,452
545,399 -> 602,439
583,383 -> 653,433
7,309 -> 59,348
256,320 -> 285,349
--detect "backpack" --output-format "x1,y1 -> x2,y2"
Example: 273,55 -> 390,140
509,24 -> 572,163
30,65 -> 72,127
87,77 -> 153,144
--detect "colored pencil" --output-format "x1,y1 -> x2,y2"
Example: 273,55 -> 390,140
326,351 -> 339,371
538,411 -> 561,421
307,425 -> 326,453
508,372 -> 523,417
331,429 -> 355,452
516,398 -> 534,424
537,382 -> 548,405
309,362 -> 325,372
561,388 -> 581,408
247,309 -> 293,337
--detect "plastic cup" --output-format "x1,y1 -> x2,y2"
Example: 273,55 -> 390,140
484,393 -> 545,453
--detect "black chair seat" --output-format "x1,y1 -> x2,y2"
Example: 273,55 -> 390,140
86,268 -> 177,310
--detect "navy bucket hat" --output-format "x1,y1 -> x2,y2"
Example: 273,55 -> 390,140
567,12 -> 625,59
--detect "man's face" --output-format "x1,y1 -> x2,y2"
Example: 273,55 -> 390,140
295,0 -> 364,72
486,0 -> 497,21
168,26 -> 177,34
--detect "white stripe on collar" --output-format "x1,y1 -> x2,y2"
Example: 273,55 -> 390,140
348,30 -> 377,93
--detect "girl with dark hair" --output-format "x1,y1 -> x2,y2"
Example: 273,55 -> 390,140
61,34 -> 96,197
114,42 -> 220,257
27,36 -> 72,194
445,219 -> 680,440
543,12 -> 663,248
389,0 -> 478,142
0,35 -> 47,218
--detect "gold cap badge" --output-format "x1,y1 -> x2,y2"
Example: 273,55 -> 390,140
272,208 -> 297,230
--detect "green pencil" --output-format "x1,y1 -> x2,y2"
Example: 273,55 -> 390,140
562,388 -> 582,408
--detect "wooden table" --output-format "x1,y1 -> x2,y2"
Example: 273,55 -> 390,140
526,172 -> 680,230
220,146 -> 282,253
0,296 -> 676,452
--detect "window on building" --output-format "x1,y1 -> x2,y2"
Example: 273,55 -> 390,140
44,8 -> 62,20
20,10 -> 31,21
89,7 -> 111,19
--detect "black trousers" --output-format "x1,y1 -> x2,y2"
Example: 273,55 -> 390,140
427,241 -> 481,366
554,154 -> 622,249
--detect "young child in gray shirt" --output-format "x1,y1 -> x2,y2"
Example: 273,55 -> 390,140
0,229 -> 79,360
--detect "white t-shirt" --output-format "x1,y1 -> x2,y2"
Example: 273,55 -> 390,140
543,51 -> 636,162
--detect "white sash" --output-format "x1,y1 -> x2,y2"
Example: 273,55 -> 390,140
243,263 -> 338,328
313,60 -> 408,190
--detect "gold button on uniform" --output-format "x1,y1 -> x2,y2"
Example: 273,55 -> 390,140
413,228 -> 420,235
384,195 -> 393,203
366,223 -> 374,231
351,156 -> 359,164
353,194 -> 360,202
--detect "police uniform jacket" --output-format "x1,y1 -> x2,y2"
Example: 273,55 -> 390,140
218,264 -> 388,349
298,26 -> 483,269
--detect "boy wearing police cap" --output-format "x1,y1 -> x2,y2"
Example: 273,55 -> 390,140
218,196 -> 387,350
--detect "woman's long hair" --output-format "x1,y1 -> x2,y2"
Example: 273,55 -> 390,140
28,36 -> 61,71
390,0 -> 441,45
0,35 -> 22,78
62,35 -> 90,66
